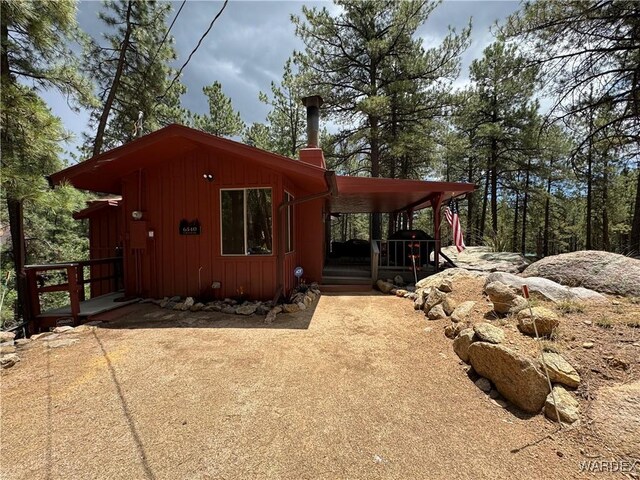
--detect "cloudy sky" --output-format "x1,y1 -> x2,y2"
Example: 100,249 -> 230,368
43,0 -> 521,160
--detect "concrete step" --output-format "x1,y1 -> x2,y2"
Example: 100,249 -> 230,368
321,275 -> 372,285
319,284 -> 374,293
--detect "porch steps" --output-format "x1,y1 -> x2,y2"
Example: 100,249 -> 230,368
319,284 -> 373,293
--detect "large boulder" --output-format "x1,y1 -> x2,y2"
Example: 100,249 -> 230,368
484,281 -> 528,314
516,307 -> 560,337
544,385 -> 580,424
588,381 -> 640,453
484,272 -> 606,303
437,246 -> 530,273
453,328 -> 476,362
523,250 -> 640,297
415,268 -> 486,289
468,342 -> 550,413
541,352 -> 581,388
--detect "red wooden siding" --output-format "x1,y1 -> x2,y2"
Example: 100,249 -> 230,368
118,146 -> 317,300
87,205 -> 122,296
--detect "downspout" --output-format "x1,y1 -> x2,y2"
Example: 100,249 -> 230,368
273,170 -> 337,303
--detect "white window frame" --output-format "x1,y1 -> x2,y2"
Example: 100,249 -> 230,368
285,190 -> 294,254
220,187 -> 273,256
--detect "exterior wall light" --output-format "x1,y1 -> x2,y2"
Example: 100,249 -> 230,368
131,210 -> 143,220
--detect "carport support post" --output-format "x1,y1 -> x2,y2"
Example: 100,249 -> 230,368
433,194 -> 443,273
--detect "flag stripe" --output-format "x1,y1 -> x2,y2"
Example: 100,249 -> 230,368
445,200 -> 466,253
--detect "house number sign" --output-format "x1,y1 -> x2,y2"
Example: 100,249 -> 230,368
179,219 -> 201,235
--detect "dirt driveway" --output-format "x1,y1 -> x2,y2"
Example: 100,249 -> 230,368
1,293 -> 593,479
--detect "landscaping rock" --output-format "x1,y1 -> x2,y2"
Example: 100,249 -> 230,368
424,288 -> 447,313
0,353 -> 20,369
168,296 -> 181,302
221,306 -> 236,314
485,281 -> 528,314
31,332 -> 55,341
468,342 -> 549,413
393,275 -> 404,286
190,303 -> 204,312
15,338 -> 31,347
516,307 -> 560,337
453,328 -> 475,363
53,326 -> 74,334
184,297 -> 195,308
475,377 -> 492,392
297,302 -> 306,310
376,279 -> 394,294
438,278 -> 453,293
282,303 -> 300,314
395,289 -> 408,297
236,304 -> 257,316
473,323 -> 505,344
541,352 -> 581,389
0,331 -> 16,343
544,385 -> 580,424
451,301 -> 476,323
427,304 -> 447,320
523,250 -> 640,297
256,304 -> 270,316
485,271 -> 606,303
441,296 -> 457,316
0,345 -> 16,354
414,289 -> 428,310
264,308 -> 278,324
582,342 -> 594,349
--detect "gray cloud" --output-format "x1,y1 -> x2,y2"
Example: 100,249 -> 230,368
44,0 -> 520,160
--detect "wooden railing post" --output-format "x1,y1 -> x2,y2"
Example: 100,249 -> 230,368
77,265 -> 86,301
67,265 -> 80,325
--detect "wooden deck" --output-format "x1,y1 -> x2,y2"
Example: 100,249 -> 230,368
36,292 -> 140,328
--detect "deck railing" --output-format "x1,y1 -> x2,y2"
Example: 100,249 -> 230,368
372,239 -> 436,271
24,257 -> 123,326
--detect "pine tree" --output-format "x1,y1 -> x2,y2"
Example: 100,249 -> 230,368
85,0 -> 186,156
1,0 -> 93,322
292,0 -> 469,239
258,58 -> 306,158
502,0 -> 640,254
189,81 -> 244,138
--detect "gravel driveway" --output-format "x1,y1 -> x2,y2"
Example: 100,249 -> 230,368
1,293 -> 590,479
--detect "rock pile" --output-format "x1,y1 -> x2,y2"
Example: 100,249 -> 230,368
151,283 -> 322,324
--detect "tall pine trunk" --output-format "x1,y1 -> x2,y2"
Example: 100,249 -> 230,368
92,0 -> 133,157
543,159 -> 553,257
521,160 -> 531,255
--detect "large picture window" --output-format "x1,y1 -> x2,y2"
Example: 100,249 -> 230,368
285,191 -> 294,253
221,188 -> 272,255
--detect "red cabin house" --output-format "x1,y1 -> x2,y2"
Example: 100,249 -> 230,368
38,96 -> 474,323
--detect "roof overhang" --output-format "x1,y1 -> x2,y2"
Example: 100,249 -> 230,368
330,176 -> 476,213
73,197 -> 122,220
50,124 -> 328,194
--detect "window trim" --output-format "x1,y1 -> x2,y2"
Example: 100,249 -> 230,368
220,187 -> 273,256
285,190 -> 294,254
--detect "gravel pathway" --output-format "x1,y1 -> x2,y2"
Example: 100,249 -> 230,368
1,293 -> 590,479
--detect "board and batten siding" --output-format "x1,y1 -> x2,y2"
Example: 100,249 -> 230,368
87,205 -> 122,297
119,147 -> 308,300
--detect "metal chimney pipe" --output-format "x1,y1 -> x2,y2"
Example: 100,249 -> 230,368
301,95 -> 323,148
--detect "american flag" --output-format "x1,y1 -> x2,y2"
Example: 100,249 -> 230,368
444,199 -> 466,253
